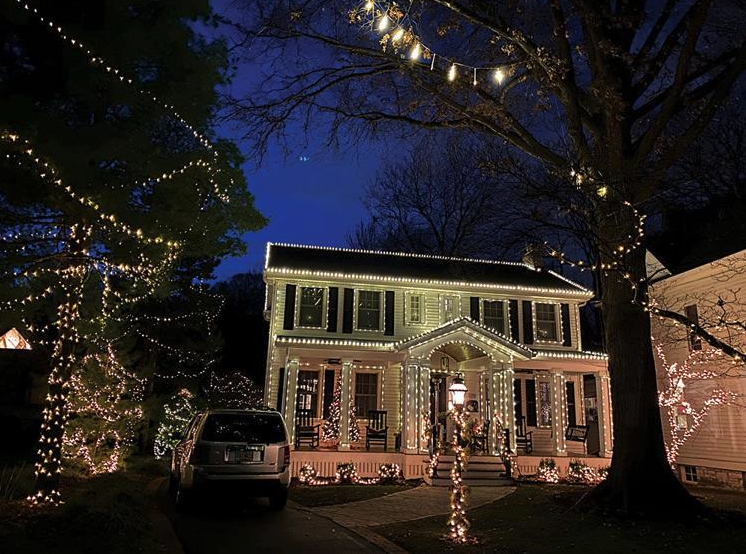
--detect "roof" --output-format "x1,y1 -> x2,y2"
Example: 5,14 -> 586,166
264,243 -> 591,296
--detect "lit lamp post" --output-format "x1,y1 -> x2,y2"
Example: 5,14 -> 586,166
447,374 -> 470,543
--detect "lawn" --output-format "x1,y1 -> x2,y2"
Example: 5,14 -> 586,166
289,480 -> 419,507
0,456 -> 170,554
375,483 -> 746,554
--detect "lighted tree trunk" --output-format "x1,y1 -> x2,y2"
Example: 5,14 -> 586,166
31,281 -> 81,505
593,231 -> 697,513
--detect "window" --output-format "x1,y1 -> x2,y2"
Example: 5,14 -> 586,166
202,413 -> 286,444
297,370 -> 320,416
525,379 -> 537,427
513,379 -> 523,423
684,304 -> 702,351
482,300 -> 505,333
357,290 -> 382,330
538,380 -> 552,426
676,410 -> 689,430
683,465 -> 698,483
566,381 -> 577,426
354,373 -> 379,418
407,293 -> 424,324
441,295 -> 459,323
535,303 -> 559,341
298,287 -> 324,327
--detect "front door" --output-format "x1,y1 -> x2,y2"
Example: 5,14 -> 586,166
429,377 -> 447,451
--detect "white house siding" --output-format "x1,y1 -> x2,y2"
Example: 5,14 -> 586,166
651,249 -> 746,490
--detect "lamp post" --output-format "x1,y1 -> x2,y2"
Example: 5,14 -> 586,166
447,374 -> 470,543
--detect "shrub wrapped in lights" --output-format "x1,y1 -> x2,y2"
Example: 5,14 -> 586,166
335,462 -> 359,484
567,460 -> 599,484
536,458 -> 560,483
378,463 -> 404,484
298,463 -> 318,485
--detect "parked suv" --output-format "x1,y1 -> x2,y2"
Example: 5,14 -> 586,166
170,408 -> 291,510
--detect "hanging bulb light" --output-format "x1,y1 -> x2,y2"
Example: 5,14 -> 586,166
378,14 -> 390,32
448,63 -> 457,82
494,67 -> 505,84
410,42 -> 421,60
473,68 -> 477,86
364,0 -> 374,12
392,28 -> 404,42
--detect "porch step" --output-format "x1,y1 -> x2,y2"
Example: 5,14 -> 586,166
424,475 -> 513,487
422,455 -> 513,487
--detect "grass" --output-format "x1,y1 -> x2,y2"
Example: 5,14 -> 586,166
0,455 -> 171,554
375,483 -> 746,554
289,480 -> 419,507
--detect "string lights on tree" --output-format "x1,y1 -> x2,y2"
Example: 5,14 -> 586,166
321,374 -> 361,444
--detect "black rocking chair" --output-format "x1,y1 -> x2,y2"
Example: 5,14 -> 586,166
472,420 -> 490,454
515,415 -> 534,454
294,408 -> 320,449
366,410 -> 388,451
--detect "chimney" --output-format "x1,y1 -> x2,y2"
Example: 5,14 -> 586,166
522,243 -> 545,270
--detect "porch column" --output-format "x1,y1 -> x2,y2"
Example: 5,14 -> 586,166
418,361 -> 431,453
402,359 -> 421,453
550,369 -> 567,456
338,359 -> 353,450
596,371 -> 614,457
489,362 -> 502,456
497,360 -> 517,454
283,357 -> 300,448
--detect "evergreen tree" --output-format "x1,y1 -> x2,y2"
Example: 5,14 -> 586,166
321,374 -> 360,444
153,388 -> 197,458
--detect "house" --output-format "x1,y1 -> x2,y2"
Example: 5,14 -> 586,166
649,247 -> 746,490
263,243 -> 612,479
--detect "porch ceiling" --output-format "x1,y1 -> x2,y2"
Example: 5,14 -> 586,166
438,342 -> 488,362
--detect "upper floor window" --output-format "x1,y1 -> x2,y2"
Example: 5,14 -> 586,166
441,295 -> 460,323
482,300 -> 505,333
535,303 -> 559,341
357,290 -> 382,331
407,293 -> 424,325
298,287 -> 324,327
684,304 -> 702,351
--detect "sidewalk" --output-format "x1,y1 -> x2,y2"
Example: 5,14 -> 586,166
311,484 -> 515,528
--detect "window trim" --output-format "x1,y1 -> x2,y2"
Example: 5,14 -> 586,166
295,286 -> 327,329
533,301 -> 563,344
682,465 -> 698,483
353,370 -> 381,420
536,376 -> 553,428
297,369 -> 322,418
481,298 -> 508,335
439,294 -> 461,324
354,289 -> 385,332
404,291 -> 427,326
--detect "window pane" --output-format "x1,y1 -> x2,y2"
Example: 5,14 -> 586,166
354,373 -> 378,418
297,370 -> 320,416
299,287 -> 324,327
357,291 -> 381,330
482,300 -> 504,333
535,303 -> 558,341
202,413 -> 286,443
409,295 -> 422,323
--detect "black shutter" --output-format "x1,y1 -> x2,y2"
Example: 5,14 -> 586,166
513,379 -> 523,422
522,300 -> 534,344
327,288 -> 339,332
525,379 -> 537,427
470,297 -> 480,322
276,367 -> 286,412
384,291 -> 395,335
509,300 -> 520,340
560,303 -> 572,346
342,288 -> 354,333
322,369 -> 336,417
566,381 -> 577,426
283,284 -> 296,330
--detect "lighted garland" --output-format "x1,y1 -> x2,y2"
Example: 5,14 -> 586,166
447,407 -> 472,544
297,462 -> 404,486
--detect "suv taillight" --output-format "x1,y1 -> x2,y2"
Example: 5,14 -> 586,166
189,443 -> 210,465
279,445 -> 290,470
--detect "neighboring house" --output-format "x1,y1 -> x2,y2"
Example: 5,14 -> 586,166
649,248 -> 746,490
263,243 -> 611,479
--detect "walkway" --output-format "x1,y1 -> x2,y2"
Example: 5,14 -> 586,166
311,484 -> 515,528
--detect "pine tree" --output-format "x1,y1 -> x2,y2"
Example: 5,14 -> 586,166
321,374 -> 360,444
154,388 -> 197,458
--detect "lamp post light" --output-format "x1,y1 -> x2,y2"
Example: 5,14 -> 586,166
447,374 -> 471,543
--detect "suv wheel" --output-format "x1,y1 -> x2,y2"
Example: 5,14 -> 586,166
268,489 -> 288,510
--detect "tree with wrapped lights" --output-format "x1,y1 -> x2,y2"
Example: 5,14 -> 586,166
154,388 -> 198,458
0,0 -> 264,504
229,0 -> 746,512
321,374 -> 361,444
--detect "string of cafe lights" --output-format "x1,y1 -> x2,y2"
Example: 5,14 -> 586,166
354,1 -> 512,86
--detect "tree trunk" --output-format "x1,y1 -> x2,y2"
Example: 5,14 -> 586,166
31,281 -> 81,505
593,243 -> 698,513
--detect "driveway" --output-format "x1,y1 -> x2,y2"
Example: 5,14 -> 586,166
158,482 -> 385,554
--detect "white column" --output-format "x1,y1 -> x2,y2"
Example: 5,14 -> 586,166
339,359 -> 353,450
283,358 -> 300,447
550,369 -> 567,456
418,362 -> 431,453
402,360 -> 421,453
596,371 -> 614,457
489,363 -> 501,456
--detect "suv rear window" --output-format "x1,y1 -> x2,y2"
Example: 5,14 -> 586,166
201,413 -> 286,444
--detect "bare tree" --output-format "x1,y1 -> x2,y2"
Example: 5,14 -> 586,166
224,0 -> 746,512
